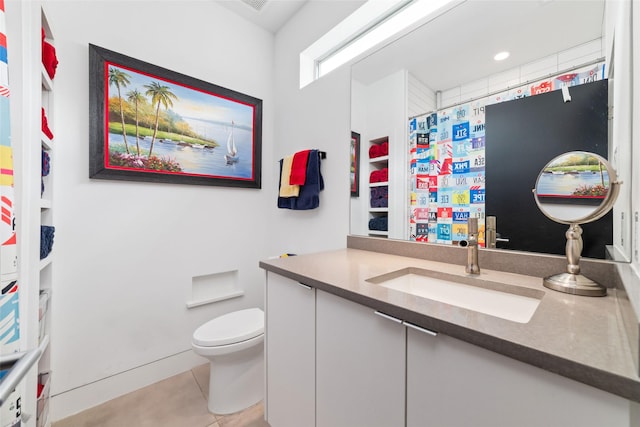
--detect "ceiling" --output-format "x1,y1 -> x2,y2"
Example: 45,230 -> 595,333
351,0 -> 605,92
217,0 -> 605,92
217,0 -> 308,33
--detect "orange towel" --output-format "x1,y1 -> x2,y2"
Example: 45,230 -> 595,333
289,150 -> 311,185
279,155 -> 300,197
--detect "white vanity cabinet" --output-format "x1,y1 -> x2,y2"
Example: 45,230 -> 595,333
265,270 -> 637,427
406,327 -> 632,427
265,272 -> 316,427
315,290 -> 405,427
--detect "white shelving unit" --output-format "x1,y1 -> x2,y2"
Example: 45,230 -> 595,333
37,12 -> 55,426
4,2 -> 55,426
368,137 -> 389,238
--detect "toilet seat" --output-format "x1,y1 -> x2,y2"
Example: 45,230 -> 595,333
193,308 -> 264,347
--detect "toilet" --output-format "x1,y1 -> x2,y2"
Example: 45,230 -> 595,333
191,307 -> 264,415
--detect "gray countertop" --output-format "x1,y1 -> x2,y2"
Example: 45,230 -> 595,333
259,247 -> 640,403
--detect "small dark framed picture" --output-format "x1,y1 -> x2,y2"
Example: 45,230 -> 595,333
350,131 -> 360,197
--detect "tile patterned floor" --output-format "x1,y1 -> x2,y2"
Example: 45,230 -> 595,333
52,364 -> 270,427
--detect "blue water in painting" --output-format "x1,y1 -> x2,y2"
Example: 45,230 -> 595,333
537,171 -> 609,196
108,122 -> 254,179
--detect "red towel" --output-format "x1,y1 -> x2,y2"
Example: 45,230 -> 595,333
369,145 -> 380,158
42,108 -> 54,140
379,168 -> 388,182
289,150 -> 311,185
42,28 -> 58,80
380,141 -> 388,156
369,170 -> 379,183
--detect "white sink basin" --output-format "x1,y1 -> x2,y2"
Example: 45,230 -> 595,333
367,268 -> 543,323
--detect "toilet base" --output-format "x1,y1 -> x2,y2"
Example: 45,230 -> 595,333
207,341 -> 264,415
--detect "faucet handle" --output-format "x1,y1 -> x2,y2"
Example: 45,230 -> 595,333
468,217 -> 478,234
486,216 -> 496,230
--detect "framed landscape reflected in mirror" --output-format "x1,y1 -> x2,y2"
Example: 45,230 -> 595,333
536,152 -> 608,205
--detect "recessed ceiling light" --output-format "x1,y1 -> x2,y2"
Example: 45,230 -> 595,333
494,51 -> 510,61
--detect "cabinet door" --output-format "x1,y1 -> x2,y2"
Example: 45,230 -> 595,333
406,327 -> 630,427
265,272 -> 316,427
316,290 -> 405,427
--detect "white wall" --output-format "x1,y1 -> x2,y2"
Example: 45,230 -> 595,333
44,0 -> 366,420
350,72 -> 436,238
633,0 -> 640,271
268,0 -> 363,254
438,38 -> 605,108
364,70 -> 409,240
606,0 -> 634,261
408,72 -> 436,119
350,79 -> 367,236
44,0 -> 277,420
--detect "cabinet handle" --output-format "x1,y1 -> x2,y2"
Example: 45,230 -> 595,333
374,310 -> 403,324
297,282 -> 312,290
404,321 -> 438,336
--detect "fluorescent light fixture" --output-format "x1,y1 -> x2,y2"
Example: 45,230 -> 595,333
494,51 -> 510,61
300,0 -> 462,88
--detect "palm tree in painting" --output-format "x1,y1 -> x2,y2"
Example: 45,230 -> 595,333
108,67 -> 131,154
144,81 -> 178,157
126,89 -> 145,156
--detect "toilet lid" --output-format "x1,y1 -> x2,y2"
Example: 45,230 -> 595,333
193,308 -> 264,347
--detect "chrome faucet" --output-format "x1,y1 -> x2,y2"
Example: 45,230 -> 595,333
461,218 -> 480,275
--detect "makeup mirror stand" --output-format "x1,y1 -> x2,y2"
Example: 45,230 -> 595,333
533,151 -> 621,297
543,223 -> 607,296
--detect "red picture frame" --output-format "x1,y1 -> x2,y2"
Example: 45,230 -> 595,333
89,44 -> 262,188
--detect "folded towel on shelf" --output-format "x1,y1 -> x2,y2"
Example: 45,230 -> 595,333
278,149 -> 324,210
42,108 -> 54,140
42,28 -> 58,80
370,170 -> 380,183
368,216 -> 388,231
278,155 -> 300,197
369,144 -> 380,159
40,225 -> 55,260
42,150 -> 50,177
289,149 -> 311,185
370,197 -> 388,208
378,167 -> 388,182
370,186 -> 388,208
42,150 -> 51,196
370,187 -> 379,199
380,141 -> 388,156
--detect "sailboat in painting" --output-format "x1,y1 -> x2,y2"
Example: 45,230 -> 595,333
224,121 -> 239,164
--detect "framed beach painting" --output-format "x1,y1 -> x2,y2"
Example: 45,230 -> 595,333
350,131 -> 360,197
89,44 -> 262,188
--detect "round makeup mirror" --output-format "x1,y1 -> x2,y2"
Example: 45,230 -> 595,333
532,151 -> 621,296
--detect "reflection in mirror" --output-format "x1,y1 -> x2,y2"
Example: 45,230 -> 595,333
533,151 -> 621,296
349,0 -> 631,262
534,152 -> 613,224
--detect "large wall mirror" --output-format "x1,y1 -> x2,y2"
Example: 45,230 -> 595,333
349,0 -> 632,262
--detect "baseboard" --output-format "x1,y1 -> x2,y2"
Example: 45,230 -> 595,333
50,349 -> 207,422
